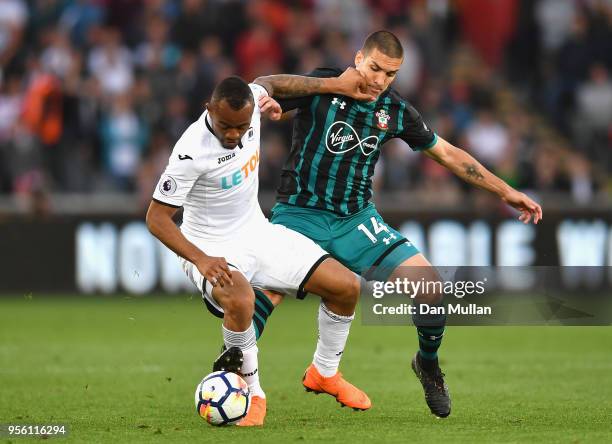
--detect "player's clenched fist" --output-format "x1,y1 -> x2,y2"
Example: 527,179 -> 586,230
196,256 -> 234,287
258,96 -> 283,120
334,67 -> 376,101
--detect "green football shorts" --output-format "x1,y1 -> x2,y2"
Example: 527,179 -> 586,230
270,202 -> 420,281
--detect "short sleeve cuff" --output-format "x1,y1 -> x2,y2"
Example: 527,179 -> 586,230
152,197 -> 182,208
413,133 -> 438,151
249,83 -> 269,99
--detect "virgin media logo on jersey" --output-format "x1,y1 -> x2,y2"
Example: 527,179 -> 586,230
220,149 -> 259,189
325,121 -> 379,156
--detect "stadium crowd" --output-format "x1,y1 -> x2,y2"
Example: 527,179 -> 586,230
0,0 -> 610,212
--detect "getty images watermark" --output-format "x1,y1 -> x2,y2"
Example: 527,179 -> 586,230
371,277 -> 489,316
360,266 -> 612,326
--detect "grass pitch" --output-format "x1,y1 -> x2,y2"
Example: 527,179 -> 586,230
1,295 -> 611,443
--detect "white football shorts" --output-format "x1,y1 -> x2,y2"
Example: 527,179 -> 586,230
179,221 -> 331,314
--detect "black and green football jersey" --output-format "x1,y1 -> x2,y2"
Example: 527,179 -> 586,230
276,67 -> 438,216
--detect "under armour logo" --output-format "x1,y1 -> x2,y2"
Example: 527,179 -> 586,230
383,233 -> 397,245
332,97 -> 346,109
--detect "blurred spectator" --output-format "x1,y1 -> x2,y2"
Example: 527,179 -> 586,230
245,0 -> 291,36
164,94 -> 190,141
465,109 -> 509,168
104,0 -> 143,43
87,27 -> 133,96
28,1 -> 67,40
172,0 -> 217,52
59,0 -> 105,47
456,0 -> 516,67
389,25 -> 422,97
134,14 -> 181,71
417,157 -> 462,205
532,144 -> 570,192
535,0 -> 577,53
294,47 -> 325,75
235,21 -> 283,80
21,58 -> 63,147
575,64 -> 612,133
40,28 -> 75,79
314,0 -> 368,37
0,73 -> 22,191
132,74 -> 162,129
178,50 -> 214,119
574,63 -> 612,169
0,0 -> 27,69
100,94 -> 148,190
191,36 -> 237,115
566,153 -> 594,205
7,125 -> 45,195
321,30 -> 355,71
0,72 -> 21,143
282,7 -> 319,73
143,0 -> 180,22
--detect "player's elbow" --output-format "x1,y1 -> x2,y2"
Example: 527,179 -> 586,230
436,149 -> 454,166
425,138 -> 456,166
145,204 -> 162,236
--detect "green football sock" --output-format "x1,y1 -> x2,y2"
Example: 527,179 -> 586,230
413,305 -> 446,362
252,289 -> 275,340
417,325 -> 445,361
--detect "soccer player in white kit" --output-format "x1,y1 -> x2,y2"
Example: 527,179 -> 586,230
146,74 -> 375,426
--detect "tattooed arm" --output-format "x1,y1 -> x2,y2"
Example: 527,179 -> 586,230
254,67 -> 374,101
254,74 -> 327,98
424,137 -> 542,224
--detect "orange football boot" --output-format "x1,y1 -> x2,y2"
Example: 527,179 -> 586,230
302,364 -> 371,410
237,396 -> 266,426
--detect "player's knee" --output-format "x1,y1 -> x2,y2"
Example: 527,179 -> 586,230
414,279 -> 443,305
334,275 -> 360,308
406,268 -> 443,305
216,288 -> 255,317
422,284 -> 443,305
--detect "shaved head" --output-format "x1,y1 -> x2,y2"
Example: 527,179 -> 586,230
211,76 -> 254,110
361,30 -> 404,59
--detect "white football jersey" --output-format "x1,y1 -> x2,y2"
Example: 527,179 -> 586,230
153,84 -> 269,240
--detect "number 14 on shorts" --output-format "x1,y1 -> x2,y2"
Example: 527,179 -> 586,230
357,217 -> 397,245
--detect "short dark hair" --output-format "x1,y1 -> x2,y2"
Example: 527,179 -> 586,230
361,30 -> 403,59
211,76 -> 254,110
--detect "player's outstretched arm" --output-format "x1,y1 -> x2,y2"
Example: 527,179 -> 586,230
254,67 -> 375,101
145,200 -> 234,286
424,137 -> 543,224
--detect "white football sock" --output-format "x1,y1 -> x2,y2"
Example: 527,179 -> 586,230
222,322 -> 265,398
313,302 -> 354,377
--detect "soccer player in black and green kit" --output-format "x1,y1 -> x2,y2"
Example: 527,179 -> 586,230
254,30 -> 542,418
